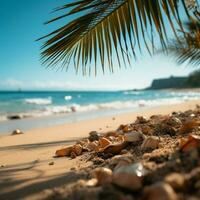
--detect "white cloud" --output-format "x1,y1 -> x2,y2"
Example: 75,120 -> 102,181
0,78 -> 24,89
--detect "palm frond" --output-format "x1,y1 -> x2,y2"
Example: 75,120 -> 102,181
165,18 -> 200,66
38,0 -> 189,74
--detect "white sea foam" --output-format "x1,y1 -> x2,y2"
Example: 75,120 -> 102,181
124,91 -> 143,95
44,106 -> 71,114
25,98 -> 52,105
3,95 -> 200,121
0,115 -> 7,122
64,96 -> 72,101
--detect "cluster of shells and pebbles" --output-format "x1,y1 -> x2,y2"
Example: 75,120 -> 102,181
53,105 -> 200,200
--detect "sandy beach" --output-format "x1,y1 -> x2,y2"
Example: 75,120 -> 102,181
0,99 -> 199,200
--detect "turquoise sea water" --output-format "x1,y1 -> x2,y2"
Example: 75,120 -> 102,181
1,90 -> 200,121
0,90 -> 200,133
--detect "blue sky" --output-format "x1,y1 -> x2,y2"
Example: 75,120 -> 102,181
0,0 -> 195,91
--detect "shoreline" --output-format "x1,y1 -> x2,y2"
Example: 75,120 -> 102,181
1,98 -> 200,135
0,99 -> 200,200
0,99 -> 199,141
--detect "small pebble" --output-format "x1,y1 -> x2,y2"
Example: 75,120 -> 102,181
88,131 -> 100,142
164,173 -> 185,190
49,161 -> 54,166
144,182 -> 178,200
12,129 -> 24,135
70,152 -> 77,159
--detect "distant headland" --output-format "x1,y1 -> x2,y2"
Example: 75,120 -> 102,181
146,70 -> 200,90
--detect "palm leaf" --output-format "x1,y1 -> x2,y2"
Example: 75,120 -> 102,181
38,0 -> 189,74
165,10 -> 200,66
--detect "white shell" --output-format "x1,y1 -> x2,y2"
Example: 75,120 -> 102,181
141,136 -> 159,150
124,131 -> 145,142
93,167 -> 113,185
112,162 -> 148,190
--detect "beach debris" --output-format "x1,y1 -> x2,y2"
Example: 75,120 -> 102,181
122,125 -> 132,133
124,131 -> 145,142
7,115 -> 22,120
144,182 -> 178,200
49,106 -> 200,199
71,106 -> 76,112
99,137 -> 111,148
154,123 -> 177,136
55,146 -> 73,157
86,141 -> 99,152
72,144 -> 83,156
109,155 -> 133,166
141,125 -> 154,135
163,116 -> 182,127
93,167 -> 113,185
141,136 -> 160,151
179,119 -> 199,134
180,134 -> 200,152
100,141 -> 128,155
112,162 -> 148,191
55,144 -> 83,158
88,131 -> 100,142
135,116 -> 148,124
85,178 -> 98,187
70,152 -> 77,159
104,131 -> 118,137
11,129 -> 24,135
49,161 -> 54,166
164,173 -> 185,190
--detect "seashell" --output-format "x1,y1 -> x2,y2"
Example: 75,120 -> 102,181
124,131 -> 145,142
112,162 -> 148,191
88,131 -> 100,142
180,134 -> 200,152
86,141 -> 99,152
101,141 -> 128,155
85,178 -> 98,187
179,119 -> 199,134
110,155 -> 133,166
72,144 -> 83,156
55,146 -> 73,157
164,173 -> 185,190
163,116 -> 182,127
93,167 -> 113,185
99,137 -> 112,148
116,135 -> 125,142
141,136 -> 159,151
77,178 -> 98,187
12,129 -> 24,135
144,182 -> 178,200
110,155 -> 133,171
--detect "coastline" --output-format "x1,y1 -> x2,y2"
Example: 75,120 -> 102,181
0,99 -> 199,200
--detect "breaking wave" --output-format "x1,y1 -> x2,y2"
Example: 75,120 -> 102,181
24,98 -> 52,105
64,96 -> 72,101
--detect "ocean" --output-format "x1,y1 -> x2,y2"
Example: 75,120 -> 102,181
0,90 -> 200,133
